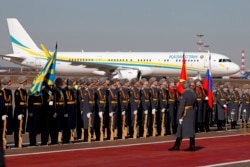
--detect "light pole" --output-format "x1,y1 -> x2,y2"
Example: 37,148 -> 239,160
197,34 -> 204,52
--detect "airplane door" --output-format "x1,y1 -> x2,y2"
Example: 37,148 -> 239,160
203,54 -> 209,68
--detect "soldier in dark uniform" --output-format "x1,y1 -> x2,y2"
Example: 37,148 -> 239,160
118,78 -> 130,139
194,79 -> 205,132
13,75 -> 28,147
167,78 -> 178,134
63,78 -> 77,143
78,78 -> 96,142
241,84 -> 250,128
1,76 -> 13,137
211,85 -> 218,127
95,77 -> 108,141
54,77 -> 65,142
229,83 -> 240,129
27,91 -> 42,146
216,81 -> 227,130
138,78 -> 150,137
148,77 -> 159,137
128,78 -> 141,139
169,81 -> 196,151
158,78 -> 168,136
107,79 -> 119,140
41,82 -> 57,145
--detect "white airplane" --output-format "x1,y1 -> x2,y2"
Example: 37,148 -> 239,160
1,18 -> 240,80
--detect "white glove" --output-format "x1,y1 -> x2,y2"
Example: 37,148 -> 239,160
205,96 -> 208,100
49,101 -> 53,106
161,108 -> 166,113
223,104 -> 227,108
18,114 -> 23,120
1,115 -> 7,120
122,111 -> 125,115
81,111 -> 83,115
87,112 -> 91,118
109,112 -> 113,117
99,112 -> 103,118
243,109 -> 246,113
28,113 -> 33,117
64,113 -> 68,117
144,110 -> 148,114
133,110 -> 137,115
179,118 -> 183,124
53,112 -> 57,118
152,109 -> 156,115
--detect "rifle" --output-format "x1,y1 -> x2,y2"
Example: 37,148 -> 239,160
2,119 -> 7,150
152,113 -> 157,137
87,117 -> 91,142
142,114 -> 148,138
100,117 -> 104,141
70,129 -> 75,141
18,119 -> 23,148
121,115 -> 126,139
133,114 -> 137,139
243,111 -> 247,135
109,116 -> 114,141
81,128 -> 84,140
160,113 -> 165,136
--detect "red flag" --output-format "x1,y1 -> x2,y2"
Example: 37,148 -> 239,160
176,54 -> 187,94
203,69 -> 213,109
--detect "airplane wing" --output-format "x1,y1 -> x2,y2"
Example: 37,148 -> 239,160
0,54 -> 26,63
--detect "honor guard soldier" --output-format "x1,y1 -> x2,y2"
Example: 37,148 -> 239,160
76,77 -> 86,140
169,81 -> 196,151
224,82 -> 232,122
241,84 -> 250,128
167,78 -> 178,134
216,81 -> 227,130
229,83 -> 240,129
149,77 -> 159,137
0,76 -> 13,149
63,78 -> 77,143
54,77 -> 65,142
79,78 -> 96,142
14,75 -> 28,148
107,79 -> 119,140
211,85 -> 218,127
158,78 -> 168,136
138,78 -> 150,138
41,82 -> 58,145
27,91 -> 42,146
96,77 -> 108,141
194,79 -> 205,132
128,78 -> 141,139
118,78 -> 130,139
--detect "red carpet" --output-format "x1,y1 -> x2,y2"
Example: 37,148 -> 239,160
5,135 -> 250,167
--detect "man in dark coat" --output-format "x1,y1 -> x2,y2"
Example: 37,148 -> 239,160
169,81 -> 196,151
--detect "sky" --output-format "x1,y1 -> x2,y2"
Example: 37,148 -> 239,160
1,0 -> 250,68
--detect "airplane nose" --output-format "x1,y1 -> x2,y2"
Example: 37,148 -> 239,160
232,63 -> 240,73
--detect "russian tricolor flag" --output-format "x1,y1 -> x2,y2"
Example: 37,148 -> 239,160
203,69 -> 213,109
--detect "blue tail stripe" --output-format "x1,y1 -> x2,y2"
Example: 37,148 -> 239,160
10,35 -> 28,48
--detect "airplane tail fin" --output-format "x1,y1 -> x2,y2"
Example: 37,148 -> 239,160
7,18 -> 41,54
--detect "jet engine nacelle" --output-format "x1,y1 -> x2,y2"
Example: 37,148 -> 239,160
112,69 -> 141,80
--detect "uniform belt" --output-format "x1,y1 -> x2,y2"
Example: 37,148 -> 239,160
169,99 -> 175,102
234,101 -> 239,103
246,102 -> 250,104
33,102 -> 42,106
145,100 -> 150,102
183,106 -> 193,118
56,102 -> 64,105
20,102 -> 27,105
99,100 -> 106,104
134,100 -> 140,103
89,101 -> 95,104
122,100 -> 128,103
196,98 -> 202,101
111,101 -> 117,104
153,98 -> 158,101
4,103 -> 12,106
220,99 -> 225,100
67,101 -> 76,105
162,99 -> 167,102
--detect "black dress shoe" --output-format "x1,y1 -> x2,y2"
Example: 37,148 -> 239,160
184,146 -> 195,151
168,146 -> 180,151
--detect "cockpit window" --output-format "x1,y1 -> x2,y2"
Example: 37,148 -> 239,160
219,59 -> 232,62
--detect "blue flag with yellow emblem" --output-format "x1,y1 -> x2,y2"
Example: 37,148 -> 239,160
28,44 -> 57,96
